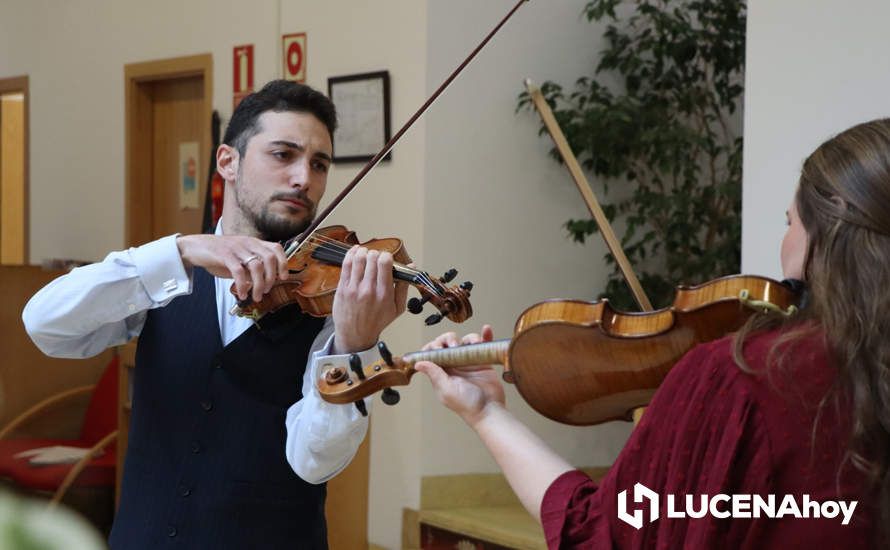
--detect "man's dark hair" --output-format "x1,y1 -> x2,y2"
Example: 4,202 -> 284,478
222,80 -> 337,157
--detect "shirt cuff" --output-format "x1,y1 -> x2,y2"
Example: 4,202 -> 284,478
130,234 -> 192,303
311,335 -> 380,374
309,334 -> 379,403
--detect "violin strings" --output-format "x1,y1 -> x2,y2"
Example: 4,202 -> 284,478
301,234 -> 441,284
302,234 -> 425,278
295,234 -> 447,297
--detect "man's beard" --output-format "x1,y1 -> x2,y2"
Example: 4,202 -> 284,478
237,188 -> 317,242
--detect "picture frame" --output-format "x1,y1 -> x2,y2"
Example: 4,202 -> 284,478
327,70 -> 391,163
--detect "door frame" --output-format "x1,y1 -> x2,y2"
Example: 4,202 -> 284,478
0,75 -> 29,264
124,54 -> 212,247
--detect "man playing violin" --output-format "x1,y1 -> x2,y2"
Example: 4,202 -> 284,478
22,80 -> 406,549
418,119 -> 889,548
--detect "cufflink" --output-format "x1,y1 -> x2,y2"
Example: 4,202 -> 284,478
163,279 -> 178,293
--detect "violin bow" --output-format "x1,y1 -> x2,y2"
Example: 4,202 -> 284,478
284,0 -> 531,259
524,79 -> 654,313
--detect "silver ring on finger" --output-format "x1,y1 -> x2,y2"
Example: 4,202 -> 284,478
241,254 -> 260,267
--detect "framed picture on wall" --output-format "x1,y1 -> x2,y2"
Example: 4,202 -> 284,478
327,70 -> 391,163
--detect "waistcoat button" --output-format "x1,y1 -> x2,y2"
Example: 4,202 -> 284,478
168,525 -> 177,537
201,400 -> 213,411
191,441 -> 202,454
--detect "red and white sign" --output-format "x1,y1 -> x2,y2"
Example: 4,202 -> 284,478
233,44 -> 254,109
282,33 -> 307,83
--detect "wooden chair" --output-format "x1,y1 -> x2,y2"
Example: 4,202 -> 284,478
0,352 -> 119,508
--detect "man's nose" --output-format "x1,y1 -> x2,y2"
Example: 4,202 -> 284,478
288,159 -> 310,189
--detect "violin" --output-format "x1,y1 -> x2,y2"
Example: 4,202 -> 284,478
230,225 -> 474,325
316,274 -> 801,425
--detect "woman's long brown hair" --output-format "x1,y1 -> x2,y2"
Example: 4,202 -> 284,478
734,118 -> 890,538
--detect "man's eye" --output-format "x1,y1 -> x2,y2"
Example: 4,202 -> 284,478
313,161 -> 329,173
272,151 -> 290,160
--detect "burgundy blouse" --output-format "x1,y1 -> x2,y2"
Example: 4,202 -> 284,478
541,329 -> 875,549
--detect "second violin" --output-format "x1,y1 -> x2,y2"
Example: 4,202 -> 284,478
316,274 -> 801,425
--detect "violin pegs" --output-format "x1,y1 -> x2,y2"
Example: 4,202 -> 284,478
349,354 -> 366,381
381,388 -> 401,406
407,297 -> 426,314
353,400 -> 368,417
460,281 -> 474,292
442,268 -> 458,283
349,354 -> 369,416
424,313 -> 444,326
377,341 -> 394,366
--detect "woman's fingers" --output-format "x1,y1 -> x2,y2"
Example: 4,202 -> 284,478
423,325 -> 494,351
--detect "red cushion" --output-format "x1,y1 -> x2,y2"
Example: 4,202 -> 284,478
80,354 -> 120,445
0,438 -> 116,491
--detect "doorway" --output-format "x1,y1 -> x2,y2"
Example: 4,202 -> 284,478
125,54 -> 213,246
0,75 -> 28,264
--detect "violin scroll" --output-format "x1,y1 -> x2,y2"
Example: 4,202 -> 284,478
319,349 -> 417,405
409,271 -> 473,326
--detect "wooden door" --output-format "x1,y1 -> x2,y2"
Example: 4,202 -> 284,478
0,76 -> 28,264
148,76 -> 204,239
326,432 -> 370,549
125,55 -> 212,246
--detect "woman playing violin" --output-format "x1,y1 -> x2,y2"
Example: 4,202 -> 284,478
418,118 -> 890,548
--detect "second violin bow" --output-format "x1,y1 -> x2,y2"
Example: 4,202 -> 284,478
524,78 -> 654,313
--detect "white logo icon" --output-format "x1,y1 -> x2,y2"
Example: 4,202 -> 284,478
617,483 -> 660,529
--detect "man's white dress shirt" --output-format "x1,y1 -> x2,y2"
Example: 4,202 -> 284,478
22,232 -> 375,484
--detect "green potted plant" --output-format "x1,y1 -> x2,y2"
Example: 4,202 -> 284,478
519,0 -> 746,310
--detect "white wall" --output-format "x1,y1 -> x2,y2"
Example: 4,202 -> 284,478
743,0 -> 890,275
421,0 -> 630,479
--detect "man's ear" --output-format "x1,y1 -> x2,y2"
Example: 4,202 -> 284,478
216,144 -> 239,182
